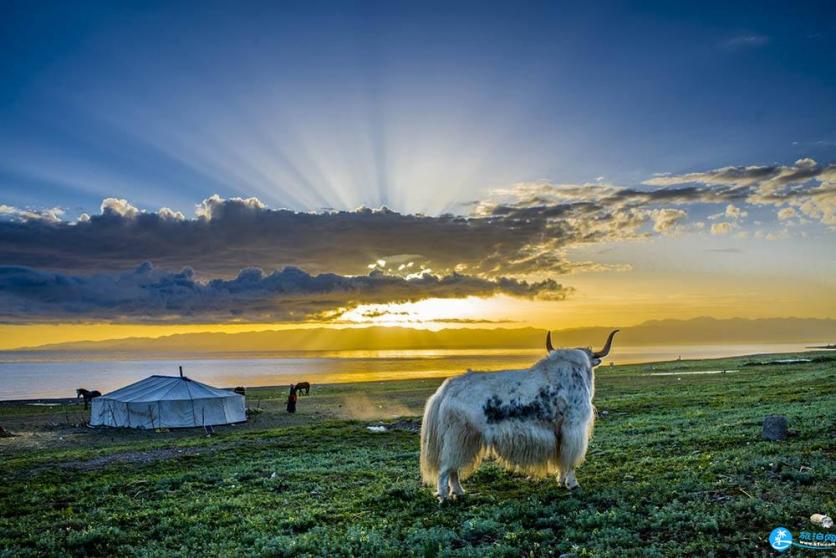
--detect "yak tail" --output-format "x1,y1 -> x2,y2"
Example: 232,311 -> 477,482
419,387 -> 445,486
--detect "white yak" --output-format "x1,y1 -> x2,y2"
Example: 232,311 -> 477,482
420,330 -> 618,501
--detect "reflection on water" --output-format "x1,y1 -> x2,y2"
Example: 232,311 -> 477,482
0,343 -> 813,400
644,369 -> 739,376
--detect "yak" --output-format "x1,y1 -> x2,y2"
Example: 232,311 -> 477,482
420,330 -> 618,501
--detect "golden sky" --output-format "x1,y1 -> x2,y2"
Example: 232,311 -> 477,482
2,257 -> 833,350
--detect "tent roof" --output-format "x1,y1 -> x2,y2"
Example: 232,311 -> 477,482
99,375 -> 239,403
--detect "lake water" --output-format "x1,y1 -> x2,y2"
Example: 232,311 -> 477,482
0,343 -> 815,400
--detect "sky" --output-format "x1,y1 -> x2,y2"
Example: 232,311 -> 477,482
0,1 -> 835,349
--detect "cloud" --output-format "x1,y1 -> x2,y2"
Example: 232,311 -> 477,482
1,196 -> 554,277
710,222 -> 735,236
1,159 -> 833,286
0,189 -> 701,278
470,181 -> 723,249
708,203 -> 748,221
721,34 -> 770,49
0,263 -> 567,324
195,194 -> 266,219
723,204 -> 747,220
643,158 -> 831,189
650,208 -> 688,233
0,204 -> 64,224
101,198 -> 141,219
777,207 -> 797,221
644,158 -> 836,228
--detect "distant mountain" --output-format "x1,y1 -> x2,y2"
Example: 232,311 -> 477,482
10,317 -> 836,354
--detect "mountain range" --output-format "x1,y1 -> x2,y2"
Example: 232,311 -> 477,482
9,317 -> 835,354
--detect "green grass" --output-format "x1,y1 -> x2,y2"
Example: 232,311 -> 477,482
1,353 -> 834,557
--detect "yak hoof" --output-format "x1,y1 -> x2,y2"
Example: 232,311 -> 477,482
566,481 -> 580,491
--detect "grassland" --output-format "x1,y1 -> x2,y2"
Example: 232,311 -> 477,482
1,353 -> 834,557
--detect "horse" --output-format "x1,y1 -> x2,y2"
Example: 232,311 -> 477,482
295,381 -> 311,396
76,388 -> 102,410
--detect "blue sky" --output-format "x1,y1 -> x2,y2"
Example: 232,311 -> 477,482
1,1 -> 834,214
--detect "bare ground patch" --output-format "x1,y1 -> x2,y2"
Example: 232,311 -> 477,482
60,446 -> 206,471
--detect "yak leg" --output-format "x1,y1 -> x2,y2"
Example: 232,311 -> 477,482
563,469 -> 579,491
436,469 -> 450,502
558,418 -> 590,490
436,419 -> 481,502
449,470 -> 465,497
439,468 -> 466,501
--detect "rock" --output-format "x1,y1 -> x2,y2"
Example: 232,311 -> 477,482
811,514 -> 833,528
762,415 -> 788,441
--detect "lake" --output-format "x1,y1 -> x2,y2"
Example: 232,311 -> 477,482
0,343 -> 815,400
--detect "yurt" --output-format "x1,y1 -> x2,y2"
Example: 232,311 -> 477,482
91,374 -> 246,429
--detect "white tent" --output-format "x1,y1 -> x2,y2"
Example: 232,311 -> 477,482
91,375 -> 246,429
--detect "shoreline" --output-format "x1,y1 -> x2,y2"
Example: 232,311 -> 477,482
0,341 -> 830,364
1,349 -> 830,404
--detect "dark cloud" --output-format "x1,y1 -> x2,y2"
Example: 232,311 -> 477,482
0,196 -> 559,277
0,263 -> 566,323
602,185 -> 748,205
1,159 -> 832,287
643,158 -> 834,190
0,192 -> 679,278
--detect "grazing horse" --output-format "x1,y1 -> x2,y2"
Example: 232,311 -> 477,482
76,388 -> 101,410
295,381 -> 311,396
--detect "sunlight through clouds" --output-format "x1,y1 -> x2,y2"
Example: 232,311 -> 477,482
0,2 -> 834,337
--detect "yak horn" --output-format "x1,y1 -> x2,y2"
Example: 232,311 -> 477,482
546,331 -> 554,352
592,329 -> 619,358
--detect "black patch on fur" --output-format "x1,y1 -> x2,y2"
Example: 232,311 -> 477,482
483,387 -> 561,424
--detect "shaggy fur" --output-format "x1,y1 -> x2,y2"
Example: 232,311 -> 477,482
420,349 -> 597,500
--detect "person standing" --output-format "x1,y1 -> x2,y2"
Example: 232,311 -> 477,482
286,384 -> 298,414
